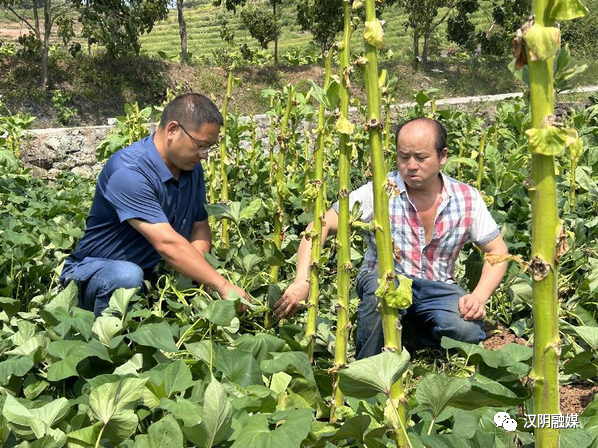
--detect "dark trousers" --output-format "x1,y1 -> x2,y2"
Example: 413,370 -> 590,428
355,270 -> 486,359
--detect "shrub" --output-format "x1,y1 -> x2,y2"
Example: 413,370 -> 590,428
561,0 -> 598,58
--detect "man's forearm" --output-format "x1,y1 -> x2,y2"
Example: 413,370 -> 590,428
295,232 -> 315,282
191,239 -> 211,255
295,221 -> 333,282
160,239 -> 228,293
473,262 -> 508,302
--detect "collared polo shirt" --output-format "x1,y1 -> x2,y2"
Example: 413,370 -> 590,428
67,134 -> 208,270
333,171 -> 500,283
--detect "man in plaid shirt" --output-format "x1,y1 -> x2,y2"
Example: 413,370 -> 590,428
274,117 -> 508,358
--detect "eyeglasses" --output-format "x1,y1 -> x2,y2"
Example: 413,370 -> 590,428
178,123 -> 219,155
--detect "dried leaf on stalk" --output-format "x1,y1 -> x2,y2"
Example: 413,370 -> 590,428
525,126 -> 578,156
529,256 -> 551,281
556,226 -> 569,263
363,20 -> 384,49
484,253 -> 529,273
524,24 -> 561,61
550,0 -> 589,21
392,241 -> 402,263
512,31 -> 528,70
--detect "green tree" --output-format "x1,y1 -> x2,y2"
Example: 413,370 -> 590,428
77,0 -> 169,57
213,0 -> 284,63
240,4 -> 280,50
446,0 -> 531,56
296,0 -> 344,55
477,0 -> 530,55
561,0 -> 598,58
395,0 -> 460,66
446,0 -> 479,52
0,0 -> 73,89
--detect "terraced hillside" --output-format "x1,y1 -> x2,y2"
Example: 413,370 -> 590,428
0,1 -> 501,63
138,0 -> 490,62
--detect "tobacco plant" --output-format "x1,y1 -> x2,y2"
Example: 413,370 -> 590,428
331,0 -> 354,418
269,86 -> 295,286
218,64 -> 236,248
361,0 -> 409,445
513,1 -> 588,446
305,50 -> 334,361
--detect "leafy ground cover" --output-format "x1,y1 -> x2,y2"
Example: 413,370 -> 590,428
1,78 -> 598,445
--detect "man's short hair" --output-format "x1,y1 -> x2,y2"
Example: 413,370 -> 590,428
394,117 -> 447,156
159,93 -> 223,131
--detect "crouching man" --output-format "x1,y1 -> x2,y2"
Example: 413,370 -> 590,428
60,93 -> 250,316
274,117 -> 508,358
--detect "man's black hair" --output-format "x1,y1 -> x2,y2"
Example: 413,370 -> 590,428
394,117 -> 447,156
159,93 -> 223,131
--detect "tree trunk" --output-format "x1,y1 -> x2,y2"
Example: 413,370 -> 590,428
177,0 -> 188,64
412,33 -> 419,68
273,0 -> 278,64
422,29 -> 431,65
32,0 -> 40,41
41,0 -> 51,90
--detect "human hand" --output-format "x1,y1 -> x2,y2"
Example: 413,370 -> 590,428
458,293 -> 487,321
218,282 -> 252,313
273,279 -> 309,320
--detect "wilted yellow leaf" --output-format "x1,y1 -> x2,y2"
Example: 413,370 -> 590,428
363,20 -> 384,49
335,116 -> 355,135
524,24 -> 560,61
525,126 -> 578,156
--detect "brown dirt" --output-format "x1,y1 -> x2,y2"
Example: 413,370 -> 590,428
483,324 -> 597,416
560,381 -> 598,415
483,323 -> 529,350
0,27 -> 25,39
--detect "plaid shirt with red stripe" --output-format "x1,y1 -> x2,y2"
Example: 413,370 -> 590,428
334,171 -> 500,284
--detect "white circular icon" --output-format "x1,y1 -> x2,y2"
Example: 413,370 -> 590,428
494,412 -> 510,428
502,418 -> 517,432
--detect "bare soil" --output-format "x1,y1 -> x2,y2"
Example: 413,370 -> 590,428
484,324 -> 597,416
0,27 -> 25,39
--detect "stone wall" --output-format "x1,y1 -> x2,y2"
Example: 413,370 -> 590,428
18,115 -> 277,179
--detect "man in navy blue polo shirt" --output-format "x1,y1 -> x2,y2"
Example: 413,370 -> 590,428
60,93 -> 250,316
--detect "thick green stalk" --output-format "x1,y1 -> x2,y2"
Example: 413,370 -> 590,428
527,1 -> 560,447
569,112 -> 578,211
268,97 -> 276,186
219,65 -> 235,248
249,113 -> 262,197
208,158 -> 218,232
306,50 -> 333,361
331,0 -> 353,419
363,1 -> 407,446
570,156 -> 577,211
476,131 -> 487,191
289,121 -> 299,183
269,86 -> 295,284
